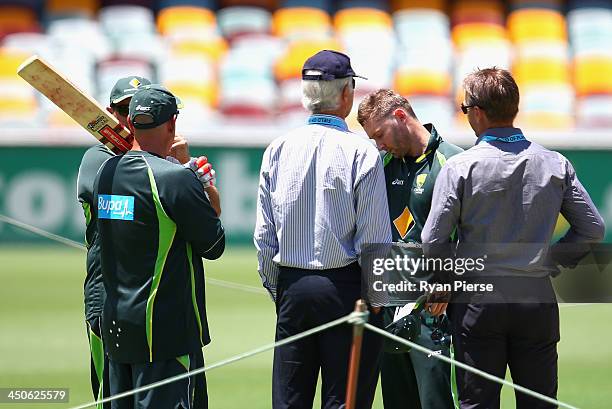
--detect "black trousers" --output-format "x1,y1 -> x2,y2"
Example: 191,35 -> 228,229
109,352 -> 199,409
381,313 -> 455,409
273,263 -> 383,409
448,277 -> 560,409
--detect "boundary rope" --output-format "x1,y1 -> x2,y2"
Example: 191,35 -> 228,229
0,213 -> 265,294
364,323 -> 580,409
66,312 -> 366,409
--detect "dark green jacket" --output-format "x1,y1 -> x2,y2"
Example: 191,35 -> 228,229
383,124 -> 463,244
383,124 -> 462,290
93,151 -> 225,363
77,144 -> 114,321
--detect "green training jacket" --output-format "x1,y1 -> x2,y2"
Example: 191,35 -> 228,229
94,150 -> 225,363
383,124 -> 463,283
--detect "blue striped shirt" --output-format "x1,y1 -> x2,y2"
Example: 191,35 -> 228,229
254,115 -> 392,299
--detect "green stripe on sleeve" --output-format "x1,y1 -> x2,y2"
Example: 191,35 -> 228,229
82,202 -> 91,246
187,243 -> 204,346
145,162 -> 177,362
436,150 -> 447,167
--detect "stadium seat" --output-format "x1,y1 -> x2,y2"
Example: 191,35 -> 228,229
272,7 -> 331,40
568,1 -> 612,127
274,38 -> 341,82
335,7 -> 395,91
157,5 -> 216,35
0,49 -> 38,124
390,0 -> 446,13
509,3 -> 573,129
394,7 -> 452,96
96,57 -> 156,103
0,5 -> 40,39
219,37 -> 278,117
46,0 -> 99,19
217,6 -> 272,41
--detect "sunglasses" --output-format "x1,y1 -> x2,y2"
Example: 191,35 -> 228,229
352,78 -> 356,89
113,104 -> 130,117
460,103 -> 478,114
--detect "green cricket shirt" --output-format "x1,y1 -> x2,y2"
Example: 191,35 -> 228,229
93,150 -> 225,363
383,124 -> 463,280
77,144 -> 114,321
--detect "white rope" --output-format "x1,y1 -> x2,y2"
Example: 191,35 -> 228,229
0,214 -> 86,251
364,323 -> 580,409
0,213 -> 266,295
67,313 -> 356,409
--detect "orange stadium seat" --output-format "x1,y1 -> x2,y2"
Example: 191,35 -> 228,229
390,0 -> 447,12
0,6 -> 39,35
47,0 -> 100,18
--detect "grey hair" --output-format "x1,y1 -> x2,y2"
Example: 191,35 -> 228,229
301,77 -> 352,113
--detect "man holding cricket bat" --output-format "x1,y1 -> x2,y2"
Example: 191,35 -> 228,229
93,84 -> 224,409
77,76 -> 152,408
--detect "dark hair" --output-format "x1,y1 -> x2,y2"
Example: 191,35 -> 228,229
463,67 -> 520,123
357,89 -> 418,126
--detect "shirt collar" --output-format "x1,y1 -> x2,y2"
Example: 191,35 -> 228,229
408,123 -> 441,163
476,127 -> 525,145
307,114 -> 349,132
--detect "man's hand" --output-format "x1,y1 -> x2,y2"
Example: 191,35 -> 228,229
169,135 -> 190,164
425,291 -> 450,317
185,156 -> 216,188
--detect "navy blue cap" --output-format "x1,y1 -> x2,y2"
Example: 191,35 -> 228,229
302,50 -> 367,81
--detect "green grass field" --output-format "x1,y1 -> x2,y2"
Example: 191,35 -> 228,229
0,246 -> 610,409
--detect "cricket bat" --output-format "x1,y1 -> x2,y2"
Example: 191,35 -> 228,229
17,55 -> 132,154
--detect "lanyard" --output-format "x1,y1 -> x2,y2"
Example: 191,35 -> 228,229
479,133 -> 526,144
307,114 -> 349,132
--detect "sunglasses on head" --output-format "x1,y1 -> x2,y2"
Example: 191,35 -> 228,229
113,104 -> 130,117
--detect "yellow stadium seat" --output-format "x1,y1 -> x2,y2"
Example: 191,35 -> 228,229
0,97 -> 37,115
272,7 -> 331,38
47,0 -> 99,18
334,8 -> 393,31
48,109 -> 80,127
452,23 -> 507,47
574,56 -> 612,96
0,6 -> 38,32
157,6 -> 216,35
508,9 -> 566,43
391,0 -> 447,12
165,82 -> 218,108
518,112 -> 574,130
513,59 -> 570,85
0,50 -> 29,78
394,70 -> 451,96
274,39 -> 342,81
170,37 -> 228,62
